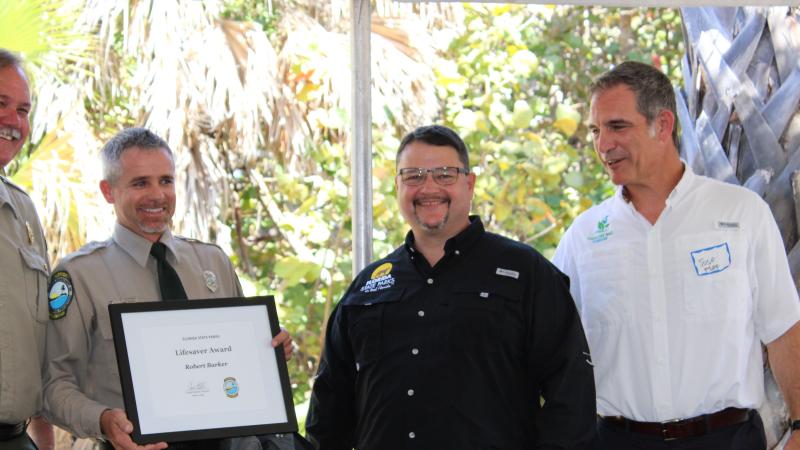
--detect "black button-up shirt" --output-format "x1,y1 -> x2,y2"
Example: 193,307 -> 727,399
307,217 -> 595,449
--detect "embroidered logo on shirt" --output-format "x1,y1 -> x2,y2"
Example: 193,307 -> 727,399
690,242 -> 731,276
360,262 -> 395,293
48,271 -> 74,320
587,215 -> 613,243
715,221 -> 740,230
495,268 -> 519,279
203,270 -> 218,293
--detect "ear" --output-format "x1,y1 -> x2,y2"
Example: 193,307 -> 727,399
100,180 -> 114,204
655,109 -> 675,142
466,172 -> 476,194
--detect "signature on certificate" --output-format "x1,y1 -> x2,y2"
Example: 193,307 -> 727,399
186,380 -> 210,396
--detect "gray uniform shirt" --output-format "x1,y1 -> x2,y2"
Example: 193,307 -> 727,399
0,176 -> 49,423
42,222 -> 243,437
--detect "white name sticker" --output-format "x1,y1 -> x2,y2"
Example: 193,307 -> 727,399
690,242 -> 731,276
496,268 -> 519,279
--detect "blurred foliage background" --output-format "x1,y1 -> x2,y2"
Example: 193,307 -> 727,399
1,0 -> 684,427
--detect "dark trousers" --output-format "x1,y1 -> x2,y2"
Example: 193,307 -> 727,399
591,412 -> 767,450
0,434 -> 37,450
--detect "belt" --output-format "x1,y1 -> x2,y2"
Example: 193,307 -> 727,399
0,422 -> 26,441
601,407 -> 752,441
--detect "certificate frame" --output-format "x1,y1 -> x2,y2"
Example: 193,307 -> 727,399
109,296 -> 297,444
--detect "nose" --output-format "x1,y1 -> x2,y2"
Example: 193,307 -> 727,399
593,130 -> 615,156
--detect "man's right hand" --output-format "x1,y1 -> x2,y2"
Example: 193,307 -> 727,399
100,409 -> 168,450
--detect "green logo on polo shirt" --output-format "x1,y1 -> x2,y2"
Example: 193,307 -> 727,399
588,215 -> 613,243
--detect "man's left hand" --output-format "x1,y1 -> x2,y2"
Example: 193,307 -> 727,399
272,328 -> 293,361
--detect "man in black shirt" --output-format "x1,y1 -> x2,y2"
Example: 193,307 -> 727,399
306,125 -> 595,450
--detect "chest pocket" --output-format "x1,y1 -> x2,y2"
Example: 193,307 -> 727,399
344,288 -> 405,369
450,278 -> 523,345
679,234 -> 749,322
98,298 -> 140,340
19,246 -> 49,323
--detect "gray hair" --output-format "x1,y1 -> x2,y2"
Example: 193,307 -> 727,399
0,48 -> 23,70
591,61 -> 679,147
101,128 -> 174,183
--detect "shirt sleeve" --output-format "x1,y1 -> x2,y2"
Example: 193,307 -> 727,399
751,200 -> 800,344
552,225 -> 582,311
41,264 -> 108,438
306,301 -> 357,450
527,256 -> 596,449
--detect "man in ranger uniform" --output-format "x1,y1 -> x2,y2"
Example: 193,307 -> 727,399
0,48 -> 54,450
42,128 -> 297,450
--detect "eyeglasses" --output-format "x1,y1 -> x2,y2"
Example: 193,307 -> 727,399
397,166 -> 469,186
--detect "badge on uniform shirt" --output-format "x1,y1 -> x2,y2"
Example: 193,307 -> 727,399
359,262 -> 395,293
48,271 -> 74,320
25,221 -> 34,244
203,270 -> 218,293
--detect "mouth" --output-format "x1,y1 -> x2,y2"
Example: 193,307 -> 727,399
604,156 -> 625,170
0,127 -> 21,142
414,197 -> 449,208
138,206 -> 168,217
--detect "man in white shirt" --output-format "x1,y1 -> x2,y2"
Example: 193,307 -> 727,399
553,61 -> 800,449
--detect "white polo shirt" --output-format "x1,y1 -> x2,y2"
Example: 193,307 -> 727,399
553,165 -> 800,422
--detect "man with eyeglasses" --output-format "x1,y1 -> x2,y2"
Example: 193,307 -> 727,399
306,124 -> 596,449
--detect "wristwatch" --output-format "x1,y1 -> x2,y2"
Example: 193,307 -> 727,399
791,419 -> 800,431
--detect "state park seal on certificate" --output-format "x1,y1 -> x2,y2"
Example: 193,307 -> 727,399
223,377 -> 239,398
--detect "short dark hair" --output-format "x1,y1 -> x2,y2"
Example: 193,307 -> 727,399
396,125 -> 470,171
101,128 -> 173,183
591,61 -> 679,146
0,48 -> 23,70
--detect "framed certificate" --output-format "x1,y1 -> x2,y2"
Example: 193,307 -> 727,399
108,296 -> 297,444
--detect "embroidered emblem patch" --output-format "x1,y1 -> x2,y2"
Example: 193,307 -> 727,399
690,242 -> 731,276
360,262 -> 395,293
587,215 -> 613,243
203,270 -> 218,293
715,221 -> 740,230
223,377 -> 239,398
48,271 -> 74,320
495,268 -> 519,279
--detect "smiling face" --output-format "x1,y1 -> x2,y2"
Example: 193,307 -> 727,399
588,84 -> 672,189
396,140 -> 475,240
100,146 -> 176,242
0,65 -> 31,167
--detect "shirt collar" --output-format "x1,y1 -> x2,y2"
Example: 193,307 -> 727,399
612,161 -> 694,207
0,177 -> 14,215
665,161 -> 694,206
113,222 -> 179,267
404,215 -> 485,257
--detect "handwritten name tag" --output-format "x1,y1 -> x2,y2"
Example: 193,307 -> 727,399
690,242 -> 731,276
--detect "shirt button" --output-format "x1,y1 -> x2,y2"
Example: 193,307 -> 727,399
409,432 -> 416,439
417,310 -> 425,317
407,389 -> 415,396
411,348 -> 419,355
426,278 -> 433,284
455,250 -> 460,255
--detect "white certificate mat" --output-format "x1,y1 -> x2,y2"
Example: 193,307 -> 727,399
109,296 -> 297,444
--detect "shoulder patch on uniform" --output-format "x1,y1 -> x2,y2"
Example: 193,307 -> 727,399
48,271 -> 74,320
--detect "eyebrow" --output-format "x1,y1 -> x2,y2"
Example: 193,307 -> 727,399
0,94 -> 31,109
